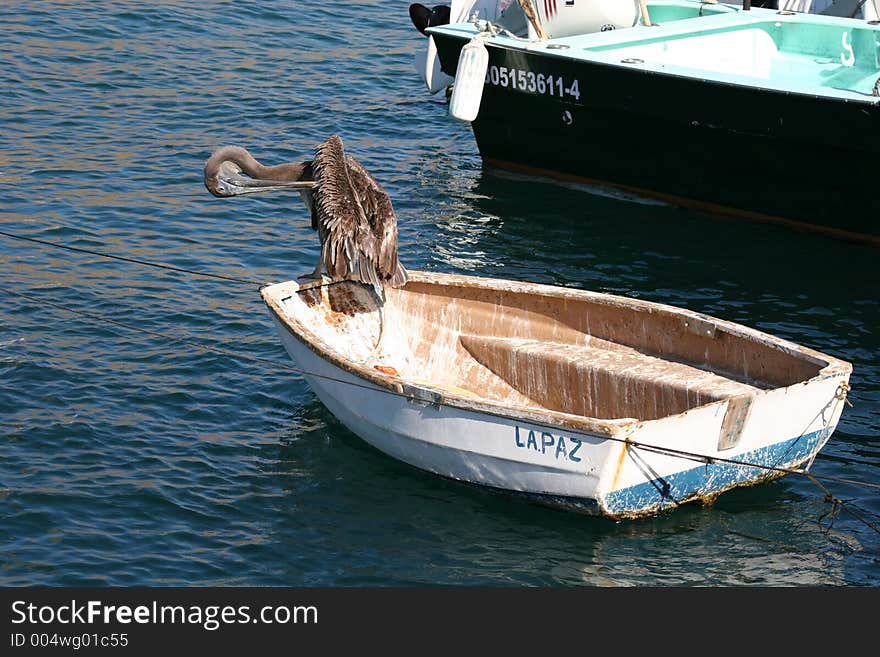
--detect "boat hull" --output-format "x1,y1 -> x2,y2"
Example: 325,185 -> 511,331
430,12 -> 880,243
263,275 -> 850,519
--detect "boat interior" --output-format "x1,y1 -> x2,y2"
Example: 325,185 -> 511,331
273,277 -> 829,422
478,0 -> 739,39
583,17 -> 880,94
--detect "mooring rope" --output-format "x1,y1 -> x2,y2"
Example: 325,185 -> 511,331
1,228 -> 878,531
515,0 -> 549,40
620,409 -> 880,535
0,229 -> 264,286
617,438 -> 880,492
0,284 -> 362,389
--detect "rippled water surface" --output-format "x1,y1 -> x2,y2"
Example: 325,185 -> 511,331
2,1 -> 878,586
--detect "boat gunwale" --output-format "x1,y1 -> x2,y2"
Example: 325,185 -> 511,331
260,271 -> 851,436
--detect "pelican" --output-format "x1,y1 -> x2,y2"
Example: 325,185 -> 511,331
204,135 -> 408,295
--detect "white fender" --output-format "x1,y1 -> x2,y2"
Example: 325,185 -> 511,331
448,35 -> 489,121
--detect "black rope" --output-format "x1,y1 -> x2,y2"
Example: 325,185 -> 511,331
0,284 -> 377,393
618,438 -> 880,492
838,501 -> 880,535
0,229 -> 264,286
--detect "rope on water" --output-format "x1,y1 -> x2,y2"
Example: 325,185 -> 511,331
0,229 -> 264,286
0,284 -> 354,385
806,466 -> 880,541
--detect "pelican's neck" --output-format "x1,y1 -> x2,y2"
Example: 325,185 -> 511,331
207,145 -> 309,182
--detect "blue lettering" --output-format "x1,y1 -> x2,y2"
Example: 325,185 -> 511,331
527,430 -> 538,451
569,438 -> 582,462
555,436 -> 567,460
514,427 -> 583,464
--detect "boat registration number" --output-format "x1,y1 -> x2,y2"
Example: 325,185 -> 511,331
515,426 -> 583,462
485,65 -> 581,101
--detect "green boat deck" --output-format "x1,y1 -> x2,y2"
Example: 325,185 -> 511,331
588,16 -> 880,96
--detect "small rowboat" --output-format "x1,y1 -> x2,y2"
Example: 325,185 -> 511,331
261,271 -> 852,519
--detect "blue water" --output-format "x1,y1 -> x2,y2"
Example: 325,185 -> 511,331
1,1 -> 878,586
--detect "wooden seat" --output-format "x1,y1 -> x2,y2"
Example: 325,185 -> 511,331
460,334 -> 763,421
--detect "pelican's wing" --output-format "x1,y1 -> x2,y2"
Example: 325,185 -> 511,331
312,135 -> 363,282
345,156 -> 408,288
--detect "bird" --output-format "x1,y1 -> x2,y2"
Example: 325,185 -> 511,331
204,135 -> 408,296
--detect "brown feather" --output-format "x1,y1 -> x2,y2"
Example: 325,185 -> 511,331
311,135 -> 408,289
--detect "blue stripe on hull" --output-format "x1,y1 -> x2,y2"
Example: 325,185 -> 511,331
425,430 -> 828,519
603,429 -> 827,517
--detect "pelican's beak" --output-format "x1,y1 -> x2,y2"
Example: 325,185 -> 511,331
206,160 -> 315,197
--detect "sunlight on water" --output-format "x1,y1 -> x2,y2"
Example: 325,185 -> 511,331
0,1 -> 878,587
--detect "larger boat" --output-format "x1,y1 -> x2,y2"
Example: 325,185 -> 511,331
420,1 -> 880,243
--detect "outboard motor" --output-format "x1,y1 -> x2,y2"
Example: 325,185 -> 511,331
409,4 -> 452,35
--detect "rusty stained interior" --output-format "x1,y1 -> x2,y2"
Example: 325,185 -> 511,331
290,279 -> 827,422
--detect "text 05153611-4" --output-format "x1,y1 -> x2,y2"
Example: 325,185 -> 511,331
485,65 -> 581,100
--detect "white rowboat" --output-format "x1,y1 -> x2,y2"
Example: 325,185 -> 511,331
261,271 -> 852,519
